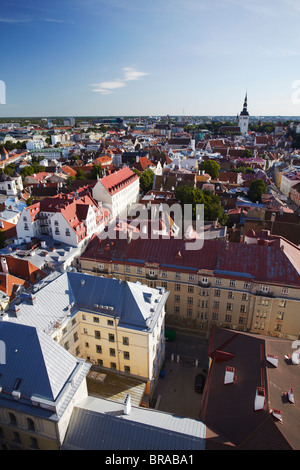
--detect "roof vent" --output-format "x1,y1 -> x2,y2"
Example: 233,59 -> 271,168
12,390 -> 21,400
123,394 -> 131,415
266,354 -> 278,368
81,279 -> 86,286
224,366 -> 235,385
271,409 -> 283,424
288,387 -> 295,405
254,387 -> 266,411
291,351 -> 299,365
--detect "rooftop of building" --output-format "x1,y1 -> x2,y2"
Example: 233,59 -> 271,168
202,327 -> 300,450
81,223 -> 300,287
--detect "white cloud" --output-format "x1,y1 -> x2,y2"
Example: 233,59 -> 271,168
0,17 -> 32,23
91,67 -> 148,95
123,67 -> 149,81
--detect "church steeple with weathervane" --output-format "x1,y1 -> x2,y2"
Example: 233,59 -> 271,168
238,92 -> 249,136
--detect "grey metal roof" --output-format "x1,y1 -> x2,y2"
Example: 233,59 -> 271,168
62,396 -> 206,450
7,271 -> 167,334
0,321 -> 86,405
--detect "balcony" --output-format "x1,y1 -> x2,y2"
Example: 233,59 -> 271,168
255,290 -> 274,298
146,272 -> 158,280
198,281 -> 211,288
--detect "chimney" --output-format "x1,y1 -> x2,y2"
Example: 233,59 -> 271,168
1,257 -> 8,274
254,387 -> 266,411
123,394 -> 131,415
271,409 -> 283,423
266,354 -> 278,368
224,366 -> 235,385
288,387 -> 295,405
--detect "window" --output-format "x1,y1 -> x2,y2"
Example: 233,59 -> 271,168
113,264 -> 119,270
188,285 -> 194,293
161,281 -> 168,289
108,333 -> 115,342
75,346 -> 80,356
110,362 -> 117,370
213,301 -> 219,309
123,337 -> 129,346
13,432 -> 21,443
82,314 -> 86,321
96,345 -> 102,354
62,327 -> 67,335
281,287 -> 289,295
125,266 -> 131,273
71,318 -> 76,326
242,293 -> 248,301
187,308 -> 193,316
95,330 -> 101,339
174,295 -> 180,303
202,277 -> 208,284
226,303 -> 232,311
277,311 -> 284,320
174,306 -> 180,314
240,305 -> 246,313
215,278 -> 222,285
110,348 -> 116,357
124,365 -> 130,373
9,413 -> 17,426
27,418 -> 35,432
30,438 -> 39,449
175,273 -> 181,280
65,229 -> 71,236
214,289 -> 221,297
244,282 -> 250,289
187,297 -> 193,305
239,316 -> 246,325
229,280 -> 236,287
64,341 -> 70,350
279,299 -> 287,308
124,351 -> 130,360
228,291 -> 234,299
107,320 -> 113,326
225,314 -> 232,323
175,283 -> 181,291
93,317 -> 99,323
261,285 -> 270,293
73,332 -> 78,342
85,342 -> 89,347
137,267 -> 142,274
212,312 -> 218,321
161,271 -> 168,278
188,274 -> 195,282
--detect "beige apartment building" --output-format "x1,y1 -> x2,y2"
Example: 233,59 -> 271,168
79,227 -> 300,341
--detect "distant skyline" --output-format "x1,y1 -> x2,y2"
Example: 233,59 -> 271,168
1,0 -> 300,117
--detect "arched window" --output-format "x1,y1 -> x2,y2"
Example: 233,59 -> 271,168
27,418 -> 35,432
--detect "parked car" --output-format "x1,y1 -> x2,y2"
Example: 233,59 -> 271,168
195,373 -> 206,393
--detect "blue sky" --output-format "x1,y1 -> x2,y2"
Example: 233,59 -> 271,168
1,0 -> 300,117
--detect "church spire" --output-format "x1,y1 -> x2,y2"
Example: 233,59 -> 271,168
240,92 -> 249,116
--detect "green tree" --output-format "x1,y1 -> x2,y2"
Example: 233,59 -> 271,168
175,185 -> 228,224
88,164 -> 103,180
140,168 -> 154,193
248,179 -> 267,203
75,169 -> 86,180
199,160 -> 220,179
26,196 -> 34,206
242,149 -> 254,159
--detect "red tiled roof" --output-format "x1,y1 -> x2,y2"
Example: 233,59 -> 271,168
81,227 -> 300,286
100,167 -> 139,195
